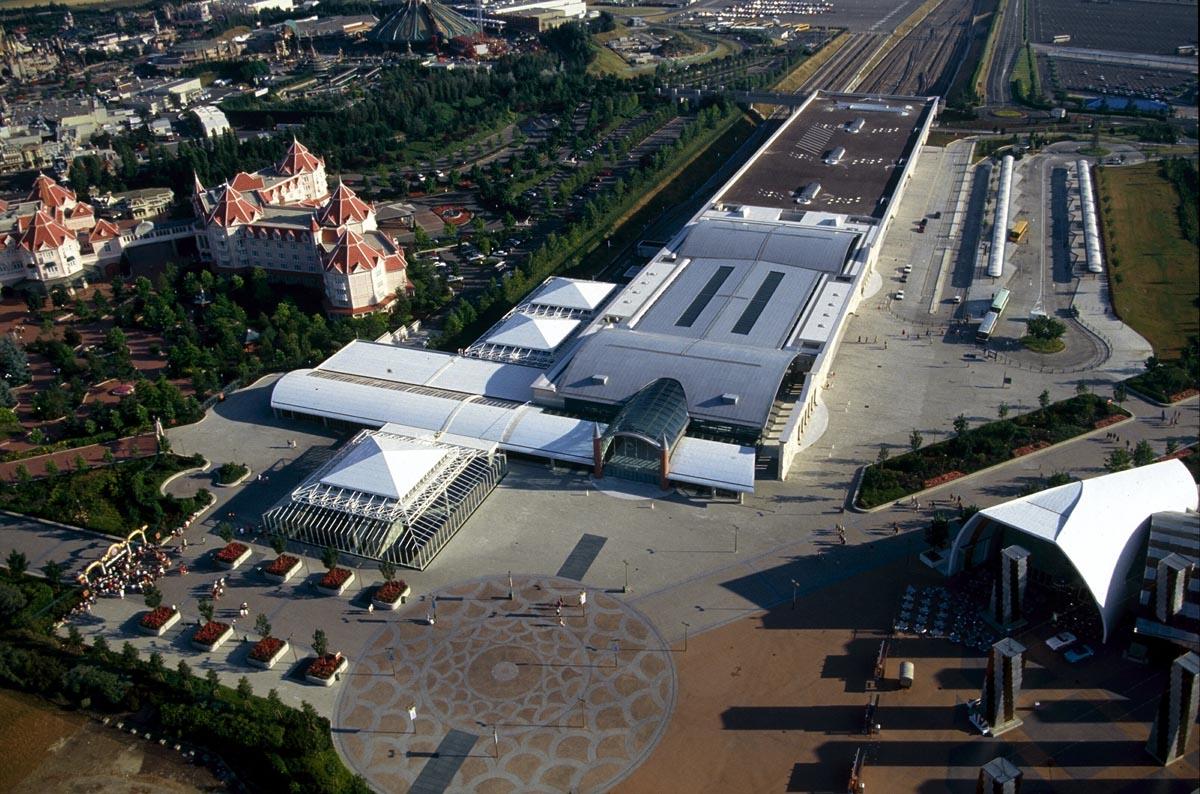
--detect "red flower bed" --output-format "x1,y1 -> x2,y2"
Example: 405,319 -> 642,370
376,580 -> 409,604
265,554 -> 300,576
319,567 -> 352,589
250,636 -> 285,663
922,471 -> 964,490
1012,441 -> 1050,458
193,621 -> 231,646
307,653 -> 344,680
1093,414 -> 1125,430
140,606 -> 177,630
1170,388 -> 1199,403
215,542 -> 249,564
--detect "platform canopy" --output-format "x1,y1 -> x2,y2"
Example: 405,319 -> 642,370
947,459 -> 1199,641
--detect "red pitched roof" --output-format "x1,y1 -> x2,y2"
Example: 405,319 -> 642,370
324,228 -> 383,274
27,173 -> 75,208
206,184 -> 260,227
19,209 -> 72,251
68,202 -> 94,218
316,181 -> 372,228
230,171 -> 266,191
89,218 -> 121,241
278,138 -> 323,176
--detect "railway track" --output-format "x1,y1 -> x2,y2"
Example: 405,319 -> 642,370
801,32 -> 886,93
857,0 -> 974,96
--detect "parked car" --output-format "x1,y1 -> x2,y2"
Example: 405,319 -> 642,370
1064,645 -> 1094,663
1046,631 -> 1077,651
894,290 -> 906,300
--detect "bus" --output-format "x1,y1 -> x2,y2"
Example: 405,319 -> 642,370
990,288 -> 1011,316
977,311 -> 999,342
1008,220 -> 1029,243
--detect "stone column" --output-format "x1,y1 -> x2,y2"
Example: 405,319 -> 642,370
591,423 -> 604,479
982,637 -> 1025,735
1154,552 -> 1189,624
991,545 -> 1030,627
976,757 -> 1021,794
1147,651 -> 1200,765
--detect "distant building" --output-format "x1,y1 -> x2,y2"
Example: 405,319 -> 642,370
105,187 -> 176,220
191,105 -> 231,138
193,139 -> 411,315
237,0 -> 294,12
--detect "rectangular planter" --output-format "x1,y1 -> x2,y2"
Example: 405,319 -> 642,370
305,656 -> 349,687
137,609 -> 180,637
262,556 -> 302,584
247,639 -> 290,670
316,569 -> 356,596
372,583 -> 412,611
191,623 -> 234,653
215,544 -> 252,571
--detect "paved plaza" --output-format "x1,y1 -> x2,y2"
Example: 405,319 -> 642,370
336,576 -> 674,794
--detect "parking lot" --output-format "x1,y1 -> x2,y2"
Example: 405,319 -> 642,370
1032,0 -> 1198,56
1047,57 -> 1197,104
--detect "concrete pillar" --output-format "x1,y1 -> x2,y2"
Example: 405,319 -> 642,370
659,433 -> 670,492
1147,651 -> 1200,765
991,545 -> 1030,627
1154,552 -> 1189,624
976,757 -> 1021,794
591,423 -> 604,479
982,638 -> 1025,735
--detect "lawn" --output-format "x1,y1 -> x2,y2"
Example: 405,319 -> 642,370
1098,162 -> 1200,358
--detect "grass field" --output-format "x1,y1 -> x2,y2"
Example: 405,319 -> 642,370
1098,162 -> 1200,358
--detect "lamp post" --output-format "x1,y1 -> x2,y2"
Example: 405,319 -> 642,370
732,525 -> 739,554
790,579 -> 799,610
682,621 -> 690,652
622,560 -> 630,594
507,570 -> 513,601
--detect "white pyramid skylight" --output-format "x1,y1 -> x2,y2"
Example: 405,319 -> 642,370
484,314 -> 579,352
529,278 -> 617,312
319,434 -> 448,500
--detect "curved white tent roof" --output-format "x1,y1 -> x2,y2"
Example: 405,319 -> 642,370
947,459 -> 1198,641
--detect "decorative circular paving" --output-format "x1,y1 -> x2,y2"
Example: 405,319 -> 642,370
334,576 -> 676,794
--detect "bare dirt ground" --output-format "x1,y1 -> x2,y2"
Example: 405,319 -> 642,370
617,557 -> 1199,793
0,689 -> 226,793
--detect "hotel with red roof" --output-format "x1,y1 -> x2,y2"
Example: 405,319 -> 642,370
193,139 -> 411,315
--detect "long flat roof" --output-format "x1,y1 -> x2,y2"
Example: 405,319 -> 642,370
717,93 -> 937,218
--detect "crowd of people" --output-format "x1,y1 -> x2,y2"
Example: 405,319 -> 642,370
70,544 -> 174,616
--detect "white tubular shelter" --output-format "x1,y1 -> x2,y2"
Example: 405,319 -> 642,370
1077,159 -> 1105,274
987,155 -> 1013,278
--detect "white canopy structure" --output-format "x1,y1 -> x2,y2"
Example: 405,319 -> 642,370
946,460 -> 1198,641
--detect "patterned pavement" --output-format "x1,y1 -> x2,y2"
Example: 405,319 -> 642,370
333,576 -> 676,793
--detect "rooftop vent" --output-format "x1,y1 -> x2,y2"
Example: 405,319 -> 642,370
720,393 -> 740,405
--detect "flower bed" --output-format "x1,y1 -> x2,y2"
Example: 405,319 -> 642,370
138,606 -> 180,637
317,567 -> 355,596
1170,388 -> 1198,403
1012,441 -> 1050,458
192,620 -> 233,652
263,554 -> 302,584
372,580 -> 411,610
215,542 -> 251,570
248,636 -> 289,670
305,653 -> 348,686
922,471 -> 965,490
1093,414 -> 1126,430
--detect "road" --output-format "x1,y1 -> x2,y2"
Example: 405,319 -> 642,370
985,0 -> 1026,105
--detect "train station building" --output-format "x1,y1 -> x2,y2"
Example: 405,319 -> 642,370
272,90 -> 939,491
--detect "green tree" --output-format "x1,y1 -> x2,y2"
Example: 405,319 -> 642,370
1026,316 -> 1066,341
0,337 -> 30,384
65,624 -> 84,652
1113,382 -> 1127,404
378,560 -> 396,582
953,414 -> 969,436
925,514 -> 950,549
205,668 -> 220,692
998,402 -> 1009,419
1105,447 -> 1133,472
5,550 -> 28,578
176,659 -> 192,681
147,651 -> 165,680
198,598 -> 215,624
1132,440 -> 1155,467
255,612 -> 271,638
1038,389 -> 1051,408
237,676 -> 253,699
876,444 -> 889,463
1166,439 -> 1178,455
312,628 -> 329,658
143,585 -> 163,610
270,533 -> 287,556
321,545 -> 339,572
89,635 -> 110,660
40,560 -> 63,589
1075,381 -> 1089,395
216,521 -> 235,543
120,641 -> 139,667
908,428 -> 923,452
0,581 -> 27,625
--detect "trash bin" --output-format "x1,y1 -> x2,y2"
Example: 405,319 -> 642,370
899,660 -> 915,689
